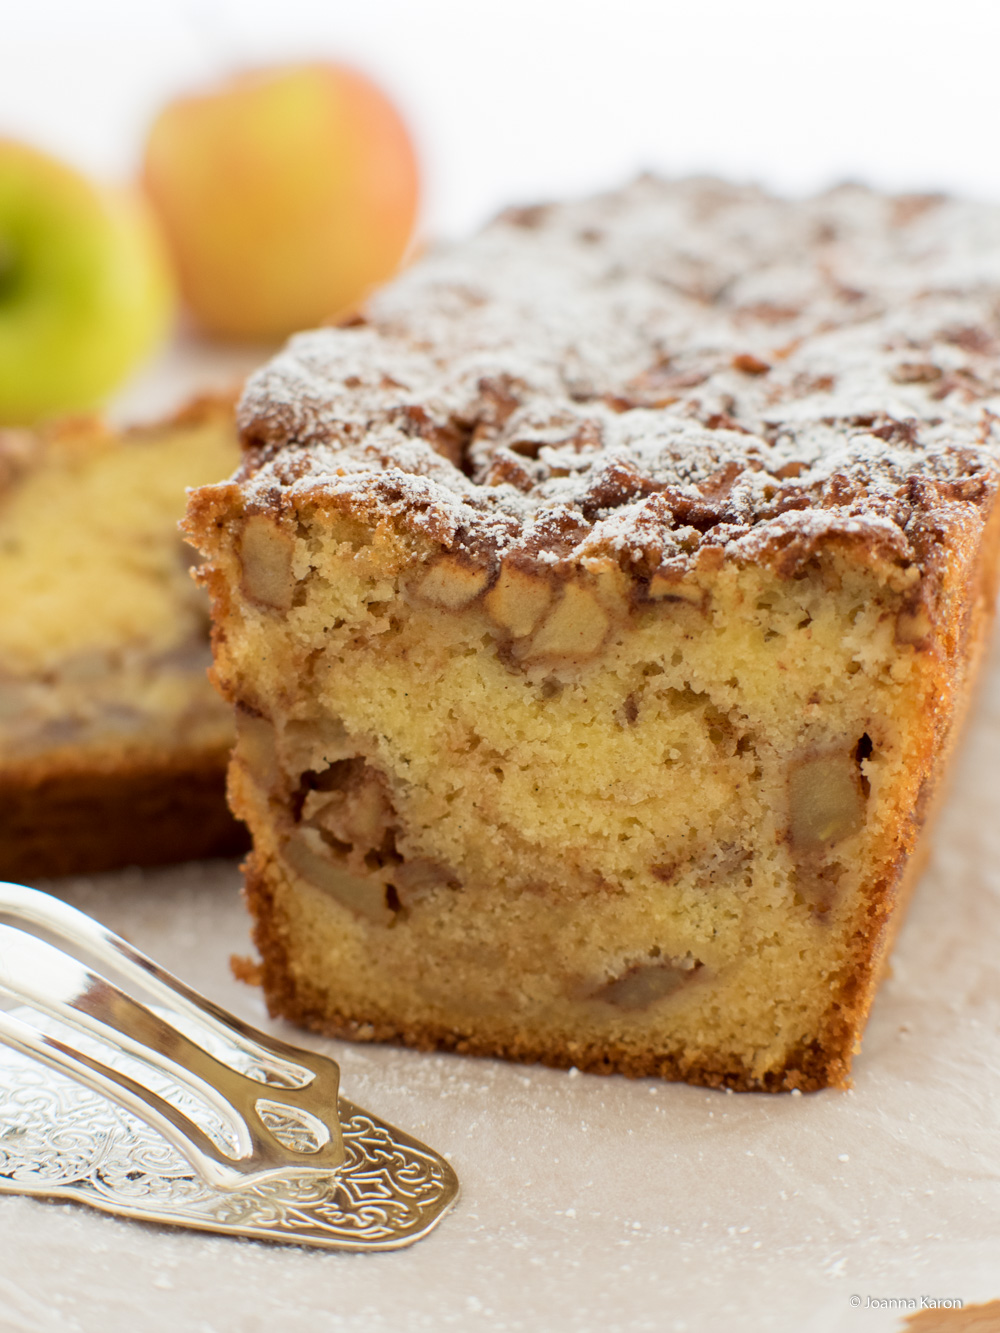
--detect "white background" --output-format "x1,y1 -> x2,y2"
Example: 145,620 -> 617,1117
4,0 -> 1000,240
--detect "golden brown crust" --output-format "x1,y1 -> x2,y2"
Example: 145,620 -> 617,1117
806,475 -> 1000,1079
0,746 -> 247,880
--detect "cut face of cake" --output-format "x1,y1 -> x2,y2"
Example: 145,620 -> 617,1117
0,397 -> 246,878
187,179 -> 1000,1090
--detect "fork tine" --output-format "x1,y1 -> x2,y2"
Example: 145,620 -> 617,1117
0,881 -> 331,1086
0,882 -> 345,1190
0,1005 -> 252,1188
0,965 -> 254,1157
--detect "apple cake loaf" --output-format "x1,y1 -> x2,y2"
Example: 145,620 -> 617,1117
0,396 -> 246,878
187,178 -> 1000,1090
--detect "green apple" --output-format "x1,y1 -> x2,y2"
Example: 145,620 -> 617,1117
0,140 -> 176,425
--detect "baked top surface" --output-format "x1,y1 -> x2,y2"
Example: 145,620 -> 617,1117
233,177 -> 1000,572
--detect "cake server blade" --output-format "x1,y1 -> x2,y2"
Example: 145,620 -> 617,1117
0,882 -> 458,1250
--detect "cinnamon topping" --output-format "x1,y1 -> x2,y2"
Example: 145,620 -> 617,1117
234,176 -> 1000,578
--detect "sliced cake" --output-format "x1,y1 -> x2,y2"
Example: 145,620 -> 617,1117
187,179 -> 1000,1090
0,397 -> 246,878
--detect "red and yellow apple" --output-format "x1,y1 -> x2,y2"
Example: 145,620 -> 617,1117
142,63 -> 420,342
0,140 -> 175,426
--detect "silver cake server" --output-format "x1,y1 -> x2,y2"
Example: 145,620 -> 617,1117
0,881 -> 458,1249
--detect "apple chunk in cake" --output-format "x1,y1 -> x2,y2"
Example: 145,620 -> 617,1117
187,178 -> 1000,1090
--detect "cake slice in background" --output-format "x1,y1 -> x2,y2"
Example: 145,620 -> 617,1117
186,178 -> 1000,1090
0,397 -> 246,878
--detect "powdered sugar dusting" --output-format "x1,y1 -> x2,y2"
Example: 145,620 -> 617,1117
234,177 -> 1000,572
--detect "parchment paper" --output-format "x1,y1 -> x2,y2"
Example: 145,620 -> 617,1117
2,350 -> 998,1333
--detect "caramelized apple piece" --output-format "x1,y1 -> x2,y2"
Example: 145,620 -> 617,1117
283,831 -> 392,924
280,714 -> 353,776
647,572 -> 701,604
306,760 -> 395,852
591,958 -> 702,1010
390,856 -> 459,907
234,710 -> 279,789
896,606 -> 932,646
788,750 -> 866,850
484,563 -> 552,637
416,555 -> 490,609
523,582 -> 609,661
239,515 -> 294,611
